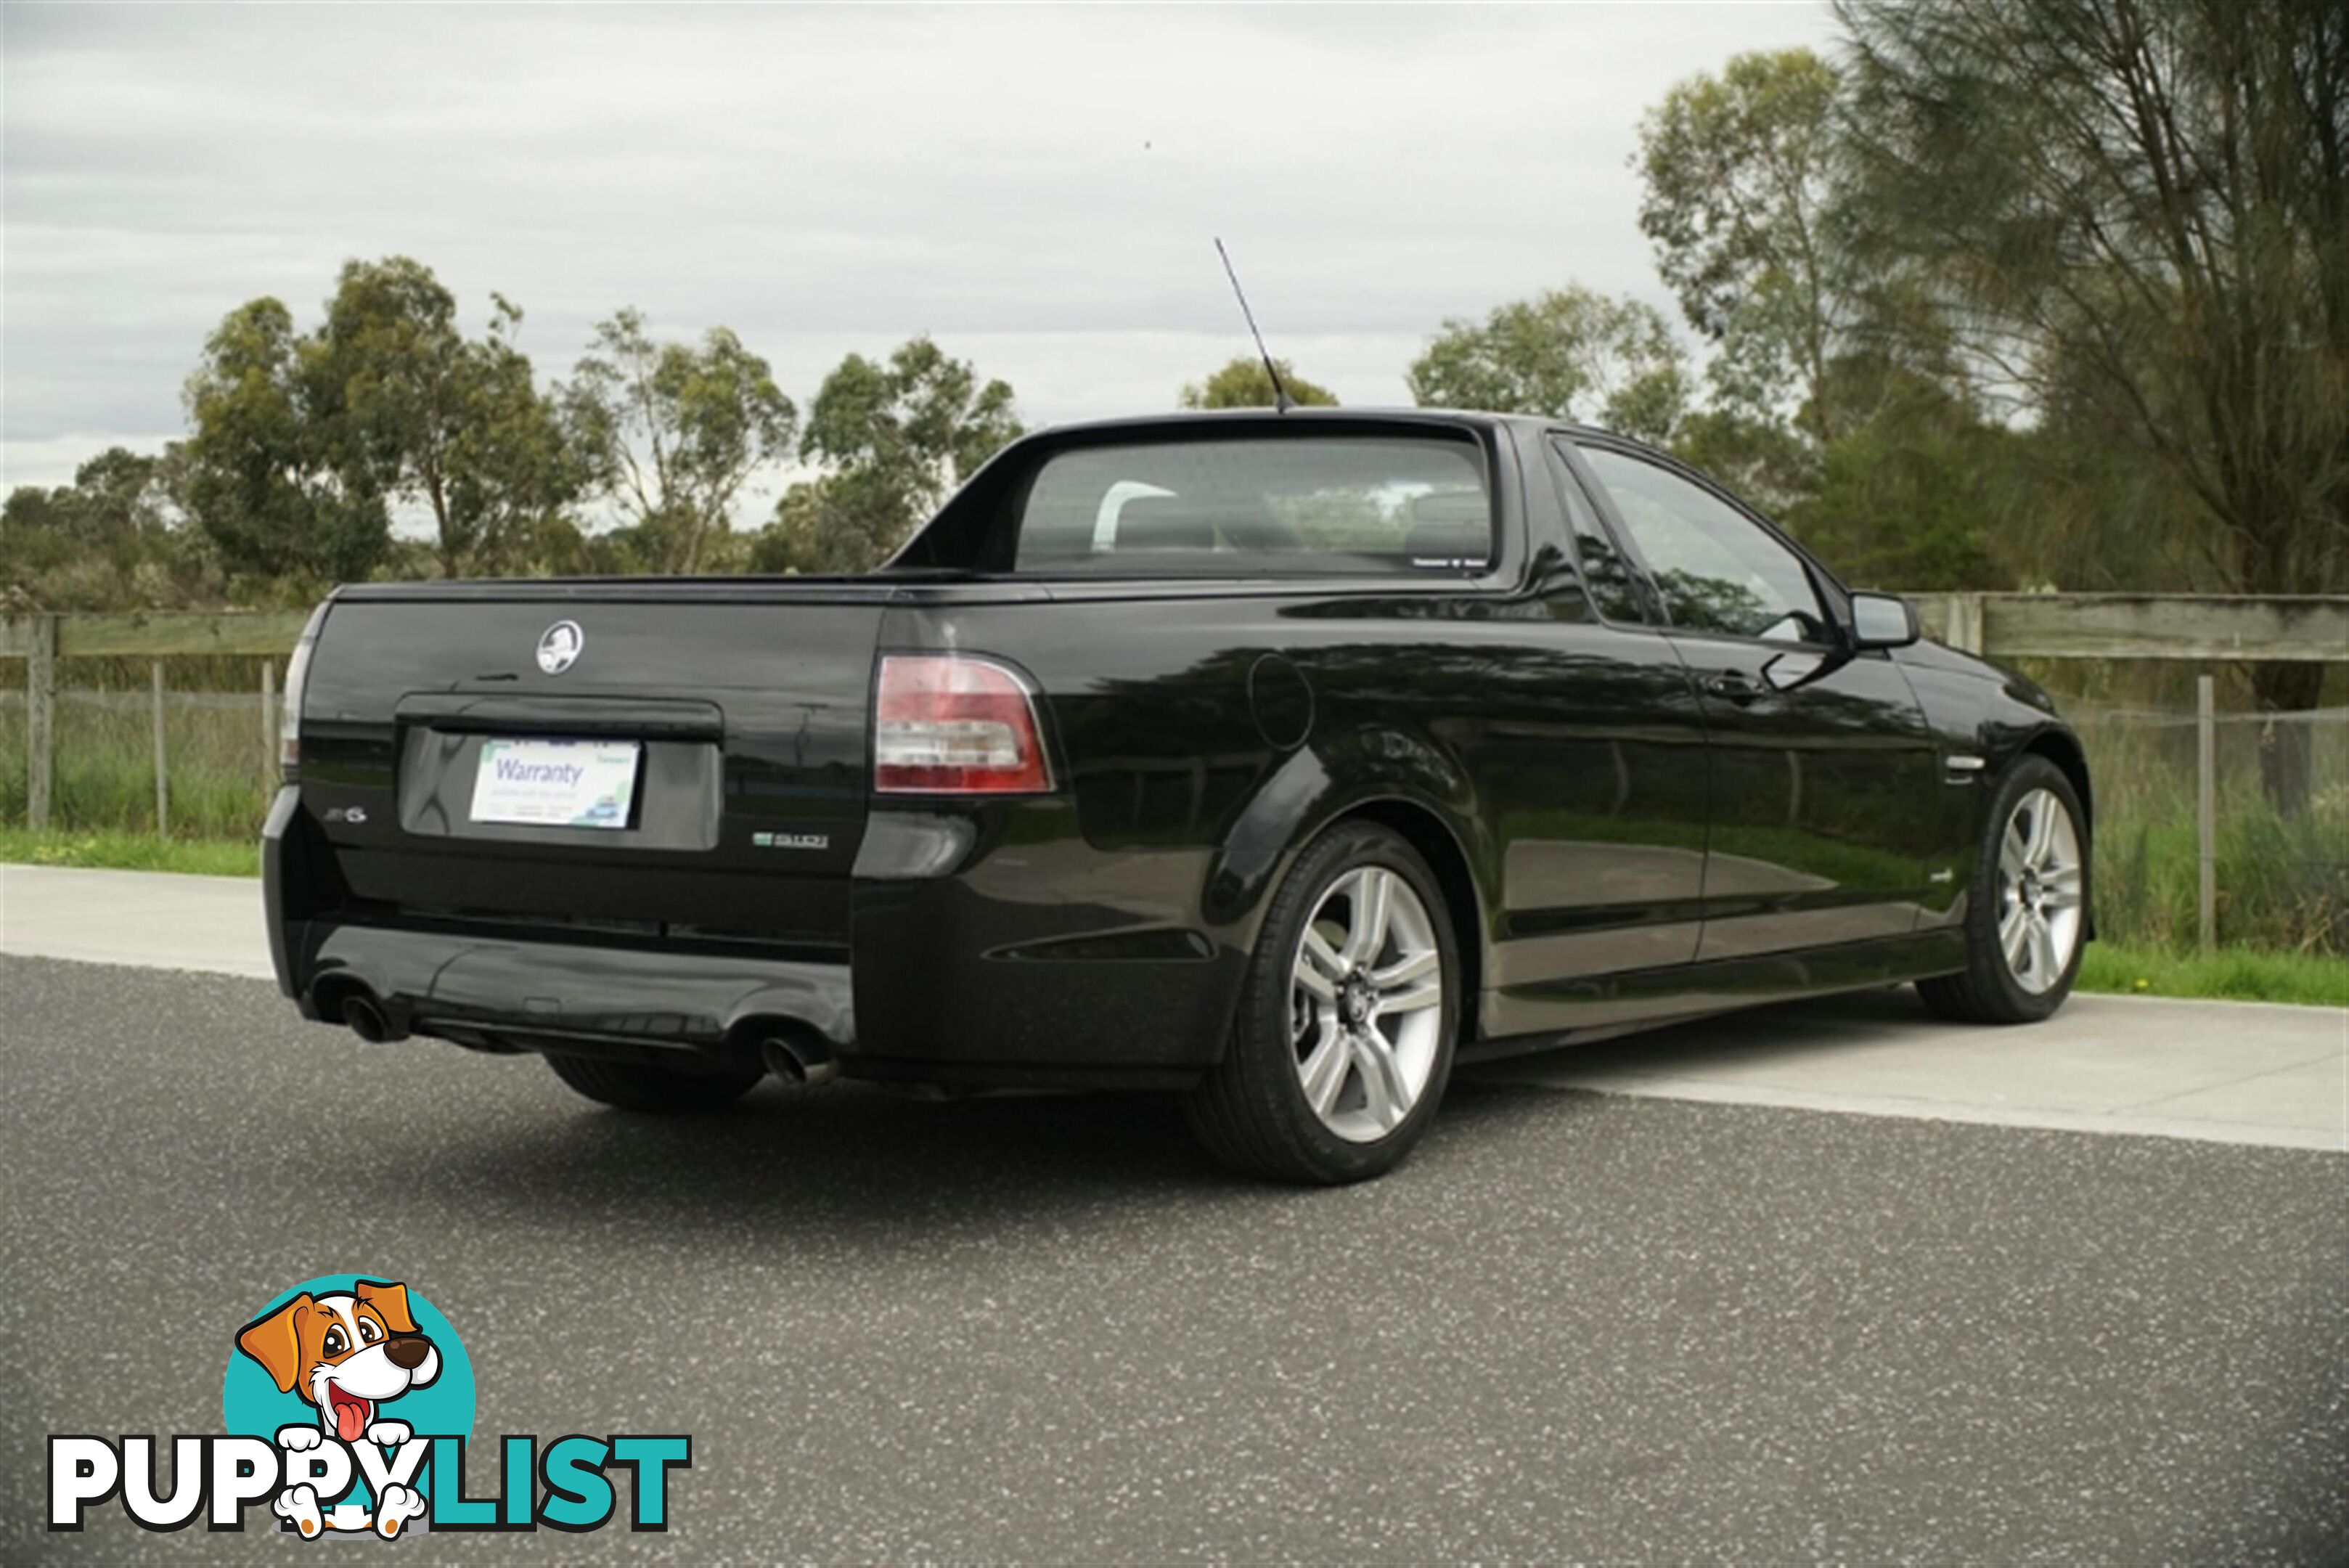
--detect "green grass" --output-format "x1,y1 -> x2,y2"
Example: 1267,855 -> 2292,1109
2062,700 -> 2346,956
2079,939 -> 2349,1008
0,828 -> 259,878
1,681 -> 281,841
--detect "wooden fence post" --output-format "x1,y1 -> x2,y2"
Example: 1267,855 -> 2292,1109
152,661 -> 170,838
260,661 -> 277,789
26,612 -> 57,832
2197,673 -> 2217,953
1941,592 -> 1985,654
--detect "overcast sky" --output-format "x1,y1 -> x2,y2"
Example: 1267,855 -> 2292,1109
2,1 -> 1836,507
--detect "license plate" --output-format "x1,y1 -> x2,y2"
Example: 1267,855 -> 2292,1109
468,738 -> 640,830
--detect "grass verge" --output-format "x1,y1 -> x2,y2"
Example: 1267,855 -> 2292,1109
0,828 -> 258,878
2080,940 -> 2349,1008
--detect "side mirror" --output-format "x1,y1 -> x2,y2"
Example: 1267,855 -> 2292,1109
1848,591 -> 1920,650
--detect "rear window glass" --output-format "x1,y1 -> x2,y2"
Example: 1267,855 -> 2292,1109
1010,436 -> 1492,575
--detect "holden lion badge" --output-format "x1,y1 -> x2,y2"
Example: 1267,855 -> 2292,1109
536,621 -> 583,676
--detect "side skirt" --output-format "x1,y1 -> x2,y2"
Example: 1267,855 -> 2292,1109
1463,928 -> 1967,1064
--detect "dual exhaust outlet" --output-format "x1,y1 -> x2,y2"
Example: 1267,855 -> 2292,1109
339,992 -> 403,1044
327,984 -> 833,1084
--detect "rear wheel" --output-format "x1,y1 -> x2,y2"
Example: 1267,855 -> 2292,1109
1918,754 -> 2088,1024
1185,822 -> 1460,1183
544,1053 -> 764,1113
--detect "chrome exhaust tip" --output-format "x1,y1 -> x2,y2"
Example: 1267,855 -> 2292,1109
760,1034 -> 838,1086
340,993 -> 400,1044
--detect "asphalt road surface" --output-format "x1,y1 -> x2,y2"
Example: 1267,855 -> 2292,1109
4,955 -> 2343,1564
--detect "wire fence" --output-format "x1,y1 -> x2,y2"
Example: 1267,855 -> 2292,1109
1,682 -> 282,841
2062,701 -> 2346,954
4,664 -> 2342,955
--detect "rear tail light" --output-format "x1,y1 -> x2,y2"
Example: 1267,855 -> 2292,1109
279,601 -> 330,782
873,654 -> 1053,795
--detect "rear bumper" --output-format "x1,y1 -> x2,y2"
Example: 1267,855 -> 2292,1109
265,790 -> 1247,1091
290,916 -> 853,1054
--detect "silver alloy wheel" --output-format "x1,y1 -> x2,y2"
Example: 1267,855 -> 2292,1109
1289,865 -> 1445,1143
1998,787 -> 2084,995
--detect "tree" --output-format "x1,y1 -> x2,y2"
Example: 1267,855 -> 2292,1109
563,308 -> 796,575
1177,357 -> 1339,409
757,337 -> 1021,573
1789,363 -> 2025,589
0,448 -> 220,611
317,259 -> 582,579
757,469 -> 915,576
443,302 -> 589,577
1636,49 -> 1860,444
1665,410 -> 1818,518
180,298 -> 391,590
1998,361 -> 2218,595
1839,0 -> 2349,809
1405,286 -> 1691,444
317,258 -> 465,570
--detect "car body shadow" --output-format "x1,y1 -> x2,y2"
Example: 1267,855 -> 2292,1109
343,1064 -> 1611,1242
290,988 -> 1958,1245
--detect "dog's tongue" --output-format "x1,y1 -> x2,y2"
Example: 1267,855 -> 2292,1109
334,1398 -> 367,1444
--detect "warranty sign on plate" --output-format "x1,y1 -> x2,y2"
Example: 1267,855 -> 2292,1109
469,738 -> 640,829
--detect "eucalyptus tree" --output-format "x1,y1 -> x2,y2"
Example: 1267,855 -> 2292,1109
319,258 -> 581,579
1636,49 -> 1861,444
1405,285 -> 1690,445
759,337 -> 1021,574
564,308 -> 797,575
180,297 -> 391,590
1178,356 -> 1339,410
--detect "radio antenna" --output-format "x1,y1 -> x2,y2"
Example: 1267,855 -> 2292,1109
1214,237 -> 1294,412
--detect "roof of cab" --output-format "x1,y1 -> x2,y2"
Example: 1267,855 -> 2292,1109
1020,406 -> 1597,441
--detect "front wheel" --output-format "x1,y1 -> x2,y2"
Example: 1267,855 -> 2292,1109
1918,754 -> 2088,1024
1185,822 -> 1461,1183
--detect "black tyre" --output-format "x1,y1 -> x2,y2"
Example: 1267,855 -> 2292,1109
1918,754 -> 2089,1024
544,1053 -> 764,1113
1185,822 -> 1461,1183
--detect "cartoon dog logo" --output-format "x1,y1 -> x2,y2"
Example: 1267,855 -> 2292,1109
235,1280 -> 440,1539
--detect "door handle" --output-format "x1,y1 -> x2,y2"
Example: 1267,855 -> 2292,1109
1705,669 -> 1765,703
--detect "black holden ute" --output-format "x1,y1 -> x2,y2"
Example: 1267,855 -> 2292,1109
265,410 -> 2092,1183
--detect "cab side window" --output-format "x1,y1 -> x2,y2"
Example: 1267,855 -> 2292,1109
1578,445 -> 1828,643
1548,442 -> 1646,624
